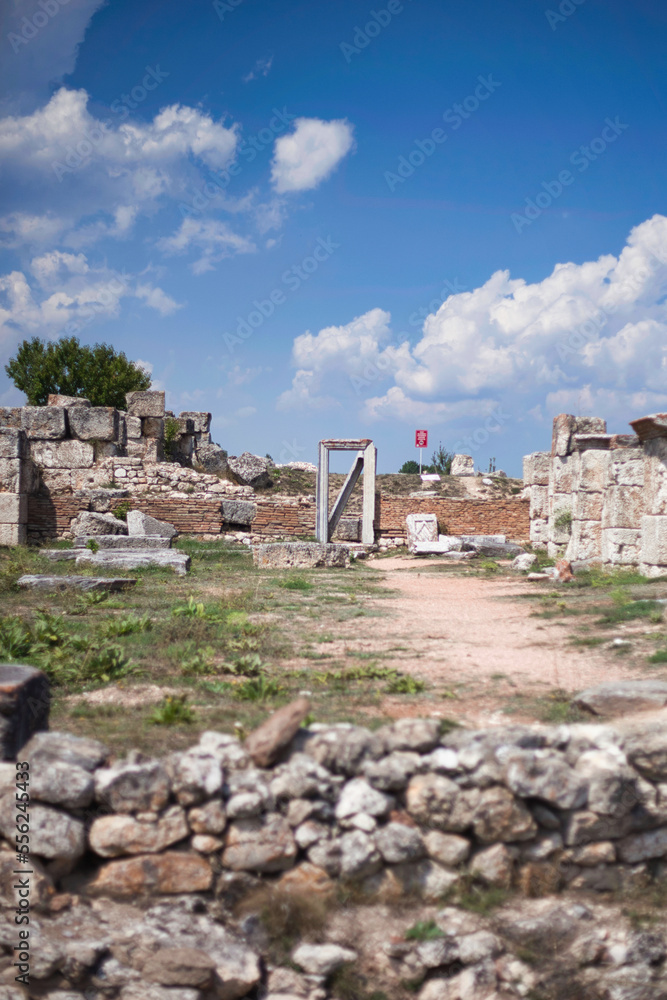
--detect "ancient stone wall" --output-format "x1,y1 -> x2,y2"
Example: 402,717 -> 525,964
378,496 -> 530,542
524,412 -> 667,573
5,711 -> 667,998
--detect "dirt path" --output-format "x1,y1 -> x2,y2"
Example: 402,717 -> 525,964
326,557 -> 648,726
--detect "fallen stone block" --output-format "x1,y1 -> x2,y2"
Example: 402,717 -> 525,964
221,499 -> 257,526
630,412 -> 667,442
228,452 -> 273,488
41,549 -> 78,561
22,405 -> 67,439
47,394 -> 91,407
253,542 -> 349,569
573,680 -> 667,717
73,534 -> 172,550
511,553 -> 537,572
413,540 -> 462,555
18,574 -> 137,592
126,390 -> 165,418
470,540 -> 524,558
195,442 -> 228,475
127,510 -> 178,538
0,664 -> 49,760
75,550 -> 191,575
22,730 -> 109,770
335,517 -> 361,542
450,454 -> 475,476
72,511 -> 128,536
460,534 -> 506,545
68,406 -> 119,442
406,513 -> 438,552
245,697 -> 311,768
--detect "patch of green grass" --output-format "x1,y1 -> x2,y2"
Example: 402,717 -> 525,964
279,575 -> 314,592
149,695 -> 196,725
385,674 -> 426,695
569,635 -> 605,647
233,672 -> 283,702
404,920 -> 444,941
648,649 -> 667,664
456,883 -> 509,914
102,614 -> 152,638
595,599 -> 664,625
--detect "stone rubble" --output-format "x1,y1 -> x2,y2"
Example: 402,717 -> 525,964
4,708 -> 667,996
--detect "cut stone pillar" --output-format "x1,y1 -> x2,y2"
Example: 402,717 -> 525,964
641,515 -> 667,576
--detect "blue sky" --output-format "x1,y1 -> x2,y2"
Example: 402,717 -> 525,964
1,0 -> 667,475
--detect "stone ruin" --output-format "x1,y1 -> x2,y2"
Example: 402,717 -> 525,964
6,664 -> 667,998
524,411 -> 667,575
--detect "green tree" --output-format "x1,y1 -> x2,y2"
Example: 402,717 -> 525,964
398,460 -> 420,474
5,337 -> 152,409
430,442 -> 454,475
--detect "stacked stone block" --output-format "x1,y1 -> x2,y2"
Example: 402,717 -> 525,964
522,452 -> 550,550
0,427 -> 28,545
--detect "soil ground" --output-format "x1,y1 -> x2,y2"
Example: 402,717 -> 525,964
3,539 -> 667,755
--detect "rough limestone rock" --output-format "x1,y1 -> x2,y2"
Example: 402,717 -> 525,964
167,750 -> 222,806
222,814 -> 297,872
196,442 -> 229,475
335,778 -> 394,822
0,795 -> 85,860
88,851 -> 212,897
253,541 -> 350,569
22,405 -> 67,439
71,511 -> 128,536
89,805 -> 189,857
406,513 -> 438,552
473,786 -> 537,842
227,451 -> 273,488
292,943 -> 357,977
424,830 -> 471,866
451,454 -> 475,476
623,730 -> 667,782
512,553 -> 538,572
125,390 -> 165,418
470,843 -> 514,887
22,730 -> 109,771
142,947 -> 216,988
18,574 -> 137,592
221,499 -> 257,526
29,759 -> 94,809
406,773 -> 460,829
375,821 -> 426,863
574,680 -> 667,717
0,663 -> 49,760
76,550 -> 190,575
245,697 -> 312,768
95,757 -> 171,813
126,509 -> 178,538
383,718 -> 441,754
502,749 -> 587,810
47,394 -> 91,407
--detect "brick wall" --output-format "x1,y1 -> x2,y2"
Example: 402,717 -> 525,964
379,496 -> 530,541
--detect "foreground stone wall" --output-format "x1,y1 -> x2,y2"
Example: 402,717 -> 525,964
524,412 -> 667,573
5,713 -> 667,997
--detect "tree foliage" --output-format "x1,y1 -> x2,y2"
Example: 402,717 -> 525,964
398,460 -> 421,474
5,337 -> 152,409
430,443 -> 454,475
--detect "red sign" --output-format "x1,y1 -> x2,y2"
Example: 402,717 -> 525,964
415,429 -> 428,448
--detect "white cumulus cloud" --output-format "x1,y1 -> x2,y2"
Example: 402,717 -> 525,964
278,215 -> 667,437
271,117 -> 354,194
156,218 -> 256,274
